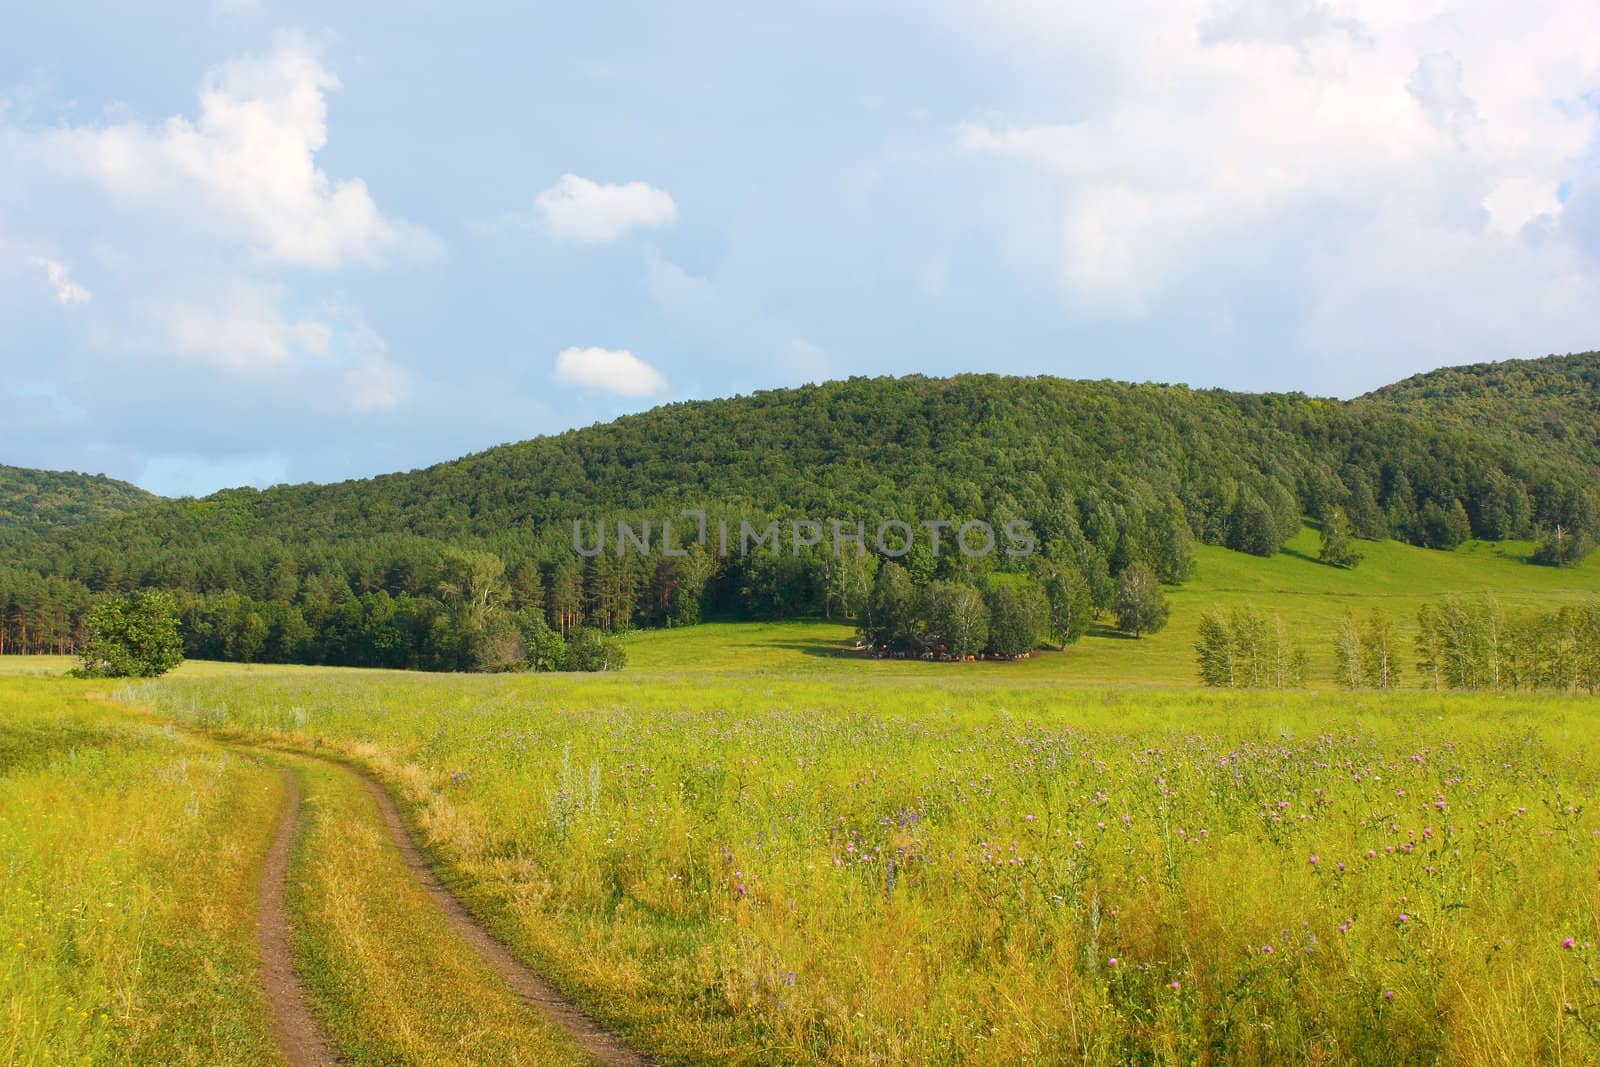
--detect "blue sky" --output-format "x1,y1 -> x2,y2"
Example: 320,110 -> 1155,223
3,1 -> 1598,497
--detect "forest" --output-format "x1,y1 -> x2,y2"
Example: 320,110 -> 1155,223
0,464 -> 155,549
1,353 -> 1598,669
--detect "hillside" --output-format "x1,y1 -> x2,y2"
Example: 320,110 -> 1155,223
0,465 -> 157,549
615,524 -> 1600,686
3,354 -> 1599,667
1365,351 -> 1600,468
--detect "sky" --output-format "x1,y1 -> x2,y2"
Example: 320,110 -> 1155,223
2,1 -> 1599,498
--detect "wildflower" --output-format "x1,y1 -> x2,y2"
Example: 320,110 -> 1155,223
1169,981 -> 1180,990
1308,855 -> 1319,866
1107,957 -> 1119,967
1563,937 -> 1576,950
1398,913 -> 1411,923
1260,944 -> 1274,954
1383,990 -> 1395,1001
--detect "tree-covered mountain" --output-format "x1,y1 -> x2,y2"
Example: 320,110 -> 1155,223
0,465 -> 157,550
3,354 -> 1598,667
1365,352 -> 1600,469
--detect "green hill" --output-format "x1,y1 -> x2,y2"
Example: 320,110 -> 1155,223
1365,351 -> 1600,469
3,353 -> 1599,667
0,465 -> 157,549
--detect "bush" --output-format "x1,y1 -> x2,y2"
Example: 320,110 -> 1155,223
76,590 -> 184,678
564,627 -> 627,671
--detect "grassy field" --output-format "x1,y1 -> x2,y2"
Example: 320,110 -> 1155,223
122,663 -> 1600,1064
0,679 -> 284,1065
621,526 -> 1600,687
4,531 -> 1600,1064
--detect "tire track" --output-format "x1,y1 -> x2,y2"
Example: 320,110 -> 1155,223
258,769 -> 341,1067
350,769 -> 654,1067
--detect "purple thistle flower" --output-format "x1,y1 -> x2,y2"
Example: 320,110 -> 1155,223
1563,937 -> 1577,950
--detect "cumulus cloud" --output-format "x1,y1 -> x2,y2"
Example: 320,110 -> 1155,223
552,346 -> 668,396
31,257 -> 90,304
38,39 -> 433,268
1,40 -> 425,433
1198,0 -> 1371,49
535,174 -> 677,242
955,0 -> 1600,341
160,285 -> 331,371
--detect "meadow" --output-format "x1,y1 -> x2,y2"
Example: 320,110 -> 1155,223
0,678 -> 283,1065
3,531 -> 1600,1064
121,665 -> 1600,1065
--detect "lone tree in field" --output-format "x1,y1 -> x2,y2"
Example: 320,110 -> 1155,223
76,590 -> 184,678
1318,506 -> 1363,569
1114,563 -> 1169,638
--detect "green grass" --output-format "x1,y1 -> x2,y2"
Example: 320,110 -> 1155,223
7,529 -> 1600,1063
276,752 -> 590,1067
0,656 -> 75,677
0,680 -> 284,1065
625,526 -> 1600,687
123,663 -> 1600,1065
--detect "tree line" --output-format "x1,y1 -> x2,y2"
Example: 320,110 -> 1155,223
1196,596 -> 1600,694
3,365 -> 1599,670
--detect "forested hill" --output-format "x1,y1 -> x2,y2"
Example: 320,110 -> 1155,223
2,355 -> 1598,667
1365,352 -> 1600,469
0,465 -> 157,549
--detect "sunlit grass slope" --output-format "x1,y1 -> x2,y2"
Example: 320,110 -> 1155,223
622,526 -> 1600,687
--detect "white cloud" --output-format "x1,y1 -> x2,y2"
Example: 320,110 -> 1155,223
552,346 -> 667,396
344,355 -> 411,413
535,174 -> 677,242
2,43 -> 424,426
162,286 -> 331,371
955,0 -> 1600,334
31,257 -> 90,304
38,39 -> 432,268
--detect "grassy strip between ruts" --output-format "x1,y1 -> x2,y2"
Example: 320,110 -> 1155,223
272,748 -> 592,1067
